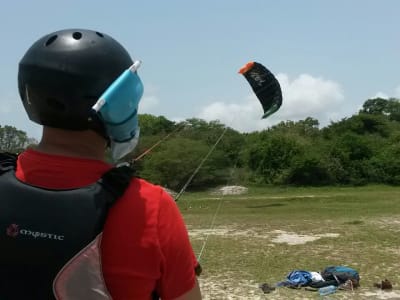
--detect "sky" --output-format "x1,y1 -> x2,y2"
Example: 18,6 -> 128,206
0,0 -> 399,140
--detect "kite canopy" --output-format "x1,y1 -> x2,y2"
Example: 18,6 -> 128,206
239,61 -> 282,119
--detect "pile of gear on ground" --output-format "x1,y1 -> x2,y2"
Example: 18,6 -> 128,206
259,265 -> 393,296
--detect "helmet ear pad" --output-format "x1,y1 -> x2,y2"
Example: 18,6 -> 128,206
18,29 -> 133,133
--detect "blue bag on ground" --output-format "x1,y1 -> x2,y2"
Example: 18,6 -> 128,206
277,270 -> 312,287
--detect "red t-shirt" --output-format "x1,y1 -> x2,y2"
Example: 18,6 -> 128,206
15,149 -> 198,299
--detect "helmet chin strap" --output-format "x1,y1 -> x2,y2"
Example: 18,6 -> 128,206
88,111 -> 110,143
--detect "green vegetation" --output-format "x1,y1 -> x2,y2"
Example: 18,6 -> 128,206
179,185 -> 400,299
4,97 -> 400,191
0,125 -> 37,153
132,97 -> 400,190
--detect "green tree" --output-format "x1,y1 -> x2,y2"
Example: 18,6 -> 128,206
386,98 -> 400,121
138,137 -> 230,190
138,114 -> 176,135
286,154 -> 333,185
270,117 -> 320,138
360,97 -> 400,122
244,133 -> 303,184
0,125 -> 34,153
178,118 -> 226,145
360,97 -> 389,114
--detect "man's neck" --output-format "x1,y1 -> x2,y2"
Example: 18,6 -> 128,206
36,127 -> 107,161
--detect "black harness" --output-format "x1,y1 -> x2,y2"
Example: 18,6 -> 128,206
0,152 -> 134,300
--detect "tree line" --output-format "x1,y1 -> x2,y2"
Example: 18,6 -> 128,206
2,97 -> 400,191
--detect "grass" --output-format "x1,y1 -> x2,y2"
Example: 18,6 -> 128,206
177,185 -> 400,299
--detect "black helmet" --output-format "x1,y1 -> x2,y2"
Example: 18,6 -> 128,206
18,28 -> 133,133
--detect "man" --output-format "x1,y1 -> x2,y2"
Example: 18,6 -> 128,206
0,28 -> 202,299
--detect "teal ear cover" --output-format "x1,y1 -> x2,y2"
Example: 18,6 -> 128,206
98,70 -> 144,142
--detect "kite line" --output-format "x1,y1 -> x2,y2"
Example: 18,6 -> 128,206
133,123 -> 185,162
174,126 -> 228,201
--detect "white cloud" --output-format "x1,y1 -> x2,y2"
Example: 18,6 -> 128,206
198,100 -> 263,132
139,95 -> 160,113
276,73 -> 344,120
138,83 -> 162,113
395,85 -> 400,98
372,92 -> 389,99
372,85 -> 400,100
198,73 -> 345,132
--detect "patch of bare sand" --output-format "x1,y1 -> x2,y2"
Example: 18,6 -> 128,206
189,228 -> 261,239
360,290 -> 400,299
370,217 -> 400,232
271,230 -> 340,245
198,274 -> 264,300
199,194 -> 336,200
189,227 -> 340,245
211,186 -> 249,196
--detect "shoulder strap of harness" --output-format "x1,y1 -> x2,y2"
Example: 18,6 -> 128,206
0,152 -> 135,207
0,152 -> 17,175
99,164 -> 135,202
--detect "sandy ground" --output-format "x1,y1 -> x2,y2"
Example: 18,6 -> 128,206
199,276 -> 400,300
190,227 -> 400,299
188,191 -> 400,299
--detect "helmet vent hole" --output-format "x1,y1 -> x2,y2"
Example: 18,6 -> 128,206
96,32 -> 104,38
45,35 -> 58,46
46,98 -> 66,111
72,32 -> 82,40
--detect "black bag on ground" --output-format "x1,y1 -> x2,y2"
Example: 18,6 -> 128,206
321,266 -> 360,287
